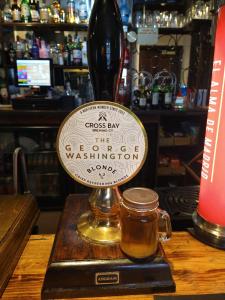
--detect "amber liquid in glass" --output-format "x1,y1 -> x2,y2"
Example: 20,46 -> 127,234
120,205 -> 159,259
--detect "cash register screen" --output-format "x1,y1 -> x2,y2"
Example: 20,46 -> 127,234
16,59 -> 52,87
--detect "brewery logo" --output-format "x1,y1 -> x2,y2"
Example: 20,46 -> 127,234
98,111 -> 107,121
57,101 -> 148,188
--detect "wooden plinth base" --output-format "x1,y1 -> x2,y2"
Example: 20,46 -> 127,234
42,194 -> 175,299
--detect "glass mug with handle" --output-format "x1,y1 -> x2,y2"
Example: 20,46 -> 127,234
120,187 -> 171,259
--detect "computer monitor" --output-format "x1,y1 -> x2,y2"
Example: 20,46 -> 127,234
16,59 -> 53,88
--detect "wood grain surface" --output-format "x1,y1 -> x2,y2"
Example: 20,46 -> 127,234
0,194 -> 39,296
2,231 -> 225,299
51,194 -> 128,261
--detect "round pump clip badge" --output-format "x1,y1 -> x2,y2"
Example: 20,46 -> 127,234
57,101 -> 148,188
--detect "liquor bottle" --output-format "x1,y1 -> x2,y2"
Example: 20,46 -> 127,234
8,43 -> 16,64
145,88 -> 151,109
134,84 -> 146,109
119,0 -> 130,32
23,43 -> 31,58
82,37 -> 88,66
25,32 -> 33,53
51,0 -> 61,23
3,0 -> 13,22
63,37 -> 69,65
15,36 -> 23,58
39,40 -> 49,58
58,50 -> 64,65
151,83 -> 160,109
66,0 -> 76,24
30,0 -> 40,22
36,0 -> 40,13
67,34 -> 74,65
59,8 -> 66,23
40,0 -> 49,23
88,0 -> 125,100
163,84 -> 173,109
64,80 -> 73,96
73,35 -> 82,66
21,0 -> 31,23
57,43 -> 64,65
132,88 -> 141,109
139,93 -> 147,109
11,0 -> 21,22
50,44 -> 58,64
78,0 -> 88,24
31,38 -> 39,58
158,84 -> 164,109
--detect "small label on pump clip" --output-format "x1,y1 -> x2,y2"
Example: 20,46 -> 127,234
95,272 -> 120,285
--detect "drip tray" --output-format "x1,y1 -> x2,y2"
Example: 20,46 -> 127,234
156,186 -> 199,230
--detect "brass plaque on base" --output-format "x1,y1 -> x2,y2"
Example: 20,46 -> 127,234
42,194 -> 175,299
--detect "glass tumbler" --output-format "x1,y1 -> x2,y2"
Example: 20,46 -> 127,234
120,187 -> 171,259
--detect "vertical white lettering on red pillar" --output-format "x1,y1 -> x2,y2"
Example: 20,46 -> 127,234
211,65 -> 225,182
201,62 -> 221,183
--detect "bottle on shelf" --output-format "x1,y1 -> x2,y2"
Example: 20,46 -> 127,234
64,80 -> 73,96
39,40 -> 49,58
30,0 -> 40,22
66,0 -> 77,24
23,43 -> 31,58
39,0 -> 49,23
163,84 -> 173,109
139,92 -> 147,109
78,0 -> 88,24
132,88 -> 141,109
88,0 -> 125,100
63,37 -> 69,66
145,88 -> 152,109
73,35 -> 82,66
51,0 -> 61,23
3,0 -> 13,23
67,34 -> 74,65
82,37 -> 88,66
86,74 -> 94,101
36,1 -> 40,13
11,0 -> 21,22
151,82 -> 160,109
52,44 -> 58,63
49,43 -> 58,64
8,43 -> 16,64
119,0 -> 130,32
57,45 -> 64,65
15,36 -> 24,58
31,37 -> 39,58
21,0 -> 31,23
59,8 -> 66,23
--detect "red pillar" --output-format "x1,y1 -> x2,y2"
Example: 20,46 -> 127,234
193,5 -> 225,248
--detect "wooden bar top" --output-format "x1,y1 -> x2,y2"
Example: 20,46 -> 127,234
2,231 -> 225,299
